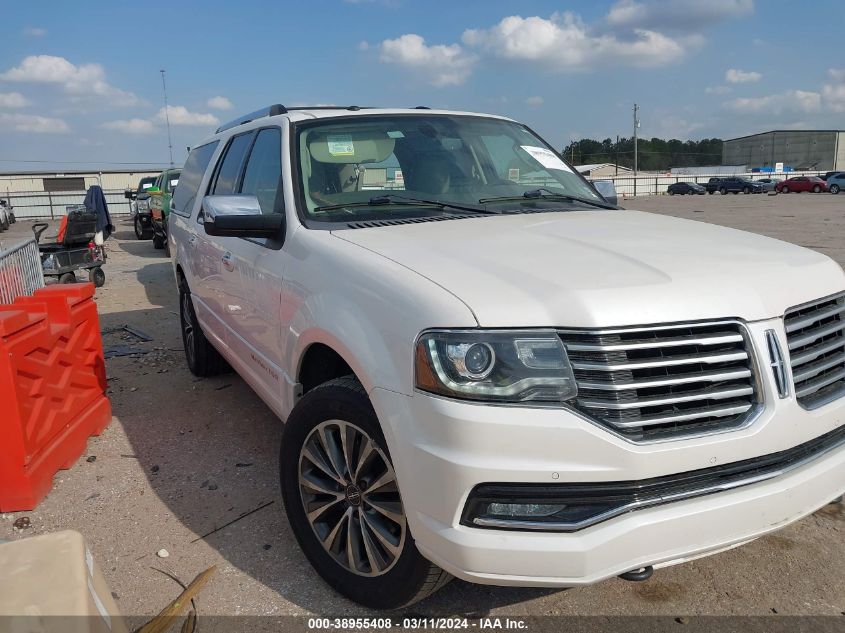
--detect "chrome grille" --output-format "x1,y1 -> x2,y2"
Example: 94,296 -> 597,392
784,293 -> 845,409
559,322 -> 760,442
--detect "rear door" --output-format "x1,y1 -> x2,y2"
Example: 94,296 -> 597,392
222,126 -> 287,412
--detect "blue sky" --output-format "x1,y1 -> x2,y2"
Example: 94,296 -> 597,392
1,0 -> 843,170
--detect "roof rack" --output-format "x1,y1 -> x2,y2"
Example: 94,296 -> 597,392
215,104 -> 381,133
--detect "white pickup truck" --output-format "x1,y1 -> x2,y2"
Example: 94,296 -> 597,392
169,105 -> 845,608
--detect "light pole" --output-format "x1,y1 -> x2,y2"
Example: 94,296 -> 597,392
160,70 -> 174,167
633,103 -> 640,177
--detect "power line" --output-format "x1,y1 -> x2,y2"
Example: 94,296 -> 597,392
0,159 -> 167,165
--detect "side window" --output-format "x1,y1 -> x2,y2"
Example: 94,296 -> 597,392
171,141 -> 219,217
240,128 -> 282,214
212,132 -> 255,195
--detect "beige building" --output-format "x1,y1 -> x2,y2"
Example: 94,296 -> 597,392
574,163 -> 633,178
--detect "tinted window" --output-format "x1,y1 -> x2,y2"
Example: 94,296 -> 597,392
213,132 -> 255,195
171,142 -> 219,217
240,128 -> 282,214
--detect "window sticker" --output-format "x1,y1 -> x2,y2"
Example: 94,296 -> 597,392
387,130 -> 405,139
327,134 -> 355,156
520,146 -> 572,172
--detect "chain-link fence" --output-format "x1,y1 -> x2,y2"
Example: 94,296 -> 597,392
0,238 -> 45,304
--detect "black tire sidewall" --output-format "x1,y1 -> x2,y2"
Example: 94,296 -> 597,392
280,380 -> 434,609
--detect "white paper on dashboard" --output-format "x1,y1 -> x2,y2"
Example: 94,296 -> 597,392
520,146 -> 572,172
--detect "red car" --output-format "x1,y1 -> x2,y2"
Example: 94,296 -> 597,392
775,176 -> 828,193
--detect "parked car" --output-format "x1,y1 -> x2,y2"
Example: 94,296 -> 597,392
170,104 -> 845,609
703,177 -> 764,195
0,202 -> 9,232
124,176 -> 157,240
755,178 -> 781,192
820,171 -> 844,181
667,181 -> 705,195
148,168 -> 181,253
827,173 -> 845,194
776,176 -> 828,193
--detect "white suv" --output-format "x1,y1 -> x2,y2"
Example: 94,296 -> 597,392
169,105 -> 845,608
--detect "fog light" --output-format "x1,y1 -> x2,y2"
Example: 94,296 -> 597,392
487,503 -> 567,518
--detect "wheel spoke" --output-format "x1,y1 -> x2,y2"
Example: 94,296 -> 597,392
361,510 -> 401,557
299,470 -> 343,496
364,497 -> 404,524
339,423 -> 356,480
359,511 -> 390,573
323,506 -> 352,551
306,495 -> 345,522
353,436 -> 375,481
319,425 -> 347,481
364,468 -> 396,495
304,443 -> 346,486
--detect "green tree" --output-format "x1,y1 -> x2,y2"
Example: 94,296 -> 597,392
561,137 -> 723,171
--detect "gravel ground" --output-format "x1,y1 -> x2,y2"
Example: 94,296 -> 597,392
0,193 -> 843,619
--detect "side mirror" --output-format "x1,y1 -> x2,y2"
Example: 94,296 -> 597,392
201,195 -> 284,238
593,180 -> 618,207
124,188 -> 135,200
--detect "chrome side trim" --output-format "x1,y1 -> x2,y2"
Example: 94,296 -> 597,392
765,329 -> 789,399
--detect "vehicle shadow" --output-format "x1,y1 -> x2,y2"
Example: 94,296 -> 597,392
103,259 -> 561,615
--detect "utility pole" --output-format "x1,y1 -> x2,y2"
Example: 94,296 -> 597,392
615,134 -> 619,176
633,103 -> 640,177
160,69 -> 174,167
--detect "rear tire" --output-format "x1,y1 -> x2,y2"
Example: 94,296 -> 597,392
668,190 -> 674,195
59,272 -> 75,284
781,186 -> 789,193
152,232 -> 166,249
719,187 -> 727,195
743,187 -> 750,194
179,282 -> 229,377
813,185 -> 821,193
281,376 -> 451,609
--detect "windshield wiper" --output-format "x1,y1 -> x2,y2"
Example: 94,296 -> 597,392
314,194 -> 495,215
479,188 -> 617,210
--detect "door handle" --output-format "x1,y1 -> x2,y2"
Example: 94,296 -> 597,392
188,235 -> 197,246
222,251 -> 234,271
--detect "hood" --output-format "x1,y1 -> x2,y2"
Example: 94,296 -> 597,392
333,210 -> 845,328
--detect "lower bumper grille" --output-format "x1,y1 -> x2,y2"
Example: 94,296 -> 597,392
559,321 -> 760,442
462,423 -> 845,532
784,293 -> 845,409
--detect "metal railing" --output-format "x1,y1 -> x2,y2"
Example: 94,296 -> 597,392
4,189 -> 134,220
0,238 -> 45,304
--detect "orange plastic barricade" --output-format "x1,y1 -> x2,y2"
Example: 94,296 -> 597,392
0,283 -> 111,511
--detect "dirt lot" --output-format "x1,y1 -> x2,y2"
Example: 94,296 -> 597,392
1,193 -> 843,618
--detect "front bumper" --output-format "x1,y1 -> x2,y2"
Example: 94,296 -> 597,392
371,318 -> 845,586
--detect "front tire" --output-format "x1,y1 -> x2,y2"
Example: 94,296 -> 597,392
88,267 -> 105,288
813,185 -> 822,193
743,186 -> 750,194
152,231 -> 166,249
719,187 -> 727,195
831,184 -> 840,194
179,283 -> 228,376
781,186 -> 789,193
134,215 -> 153,240
281,376 -> 451,609
668,189 -> 674,195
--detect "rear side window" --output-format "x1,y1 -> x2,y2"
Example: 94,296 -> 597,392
171,142 -> 218,217
240,128 -> 282,214
212,132 -> 255,195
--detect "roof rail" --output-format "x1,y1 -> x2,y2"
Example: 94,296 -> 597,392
216,104 -> 287,133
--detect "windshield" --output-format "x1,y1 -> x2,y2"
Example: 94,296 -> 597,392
295,115 -> 602,222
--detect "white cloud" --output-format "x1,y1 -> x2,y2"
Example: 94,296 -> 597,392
0,112 -> 69,133
606,0 -> 753,32
462,12 -> 685,71
726,90 -> 821,115
156,105 -> 219,127
379,34 -> 476,86
22,27 -> 46,37
822,68 -> 845,112
725,68 -> 761,84
525,95 -> 544,107
705,85 -> 731,95
0,55 -> 139,106
206,96 -> 233,110
101,118 -> 156,135
0,92 -> 28,108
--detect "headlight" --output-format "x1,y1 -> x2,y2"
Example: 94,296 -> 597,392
415,330 -> 577,403
137,199 -> 150,211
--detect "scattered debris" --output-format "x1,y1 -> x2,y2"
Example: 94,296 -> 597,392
123,325 -> 154,342
120,454 -> 138,459
207,483 -> 218,491
86,455 -> 97,463
151,465 -> 160,473
214,383 -> 232,391
85,493 -> 101,502
138,565 -> 216,633
12,517 -> 31,530
263,544 -> 272,550
156,549 -> 169,559
675,617 -> 689,625
235,462 -> 253,468
103,345 -> 150,359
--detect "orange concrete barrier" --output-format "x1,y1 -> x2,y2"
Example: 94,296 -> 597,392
0,283 -> 111,511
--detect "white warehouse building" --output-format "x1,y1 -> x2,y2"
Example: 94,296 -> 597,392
722,130 -> 845,171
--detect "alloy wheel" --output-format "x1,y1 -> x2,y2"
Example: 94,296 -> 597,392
298,420 -> 406,577
181,291 -> 196,367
